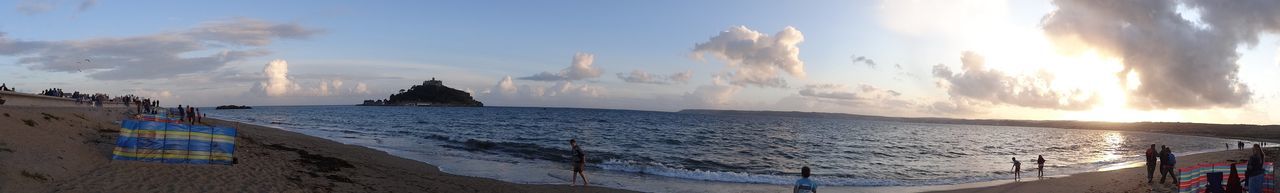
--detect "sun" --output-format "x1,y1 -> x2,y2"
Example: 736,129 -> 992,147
970,25 -> 1185,123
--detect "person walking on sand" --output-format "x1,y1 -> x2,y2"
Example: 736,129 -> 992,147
794,166 -> 817,193
1145,144 -> 1157,183
1011,157 -> 1021,181
569,139 -> 588,186
1239,141 -> 1245,150
1036,155 -> 1046,179
1160,147 -> 1176,184
1157,145 -> 1168,183
1246,144 -> 1265,192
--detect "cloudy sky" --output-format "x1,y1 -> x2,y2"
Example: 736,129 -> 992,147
2,0 -> 1280,124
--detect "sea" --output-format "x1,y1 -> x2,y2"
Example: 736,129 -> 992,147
203,106 -> 1255,192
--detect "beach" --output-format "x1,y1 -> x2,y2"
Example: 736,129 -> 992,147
927,147 -> 1280,193
0,106 -> 632,193
4,106 -> 1279,193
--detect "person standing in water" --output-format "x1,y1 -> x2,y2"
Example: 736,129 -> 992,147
794,166 -> 817,193
1036,155 -> 1046,179
1145,144 -> 1157,183
569,139 -> 588,186
1011,157 -> 1022,181
1246,144 -> 1265,193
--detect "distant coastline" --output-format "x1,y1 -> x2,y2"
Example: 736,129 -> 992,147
679,109 -> 1280,142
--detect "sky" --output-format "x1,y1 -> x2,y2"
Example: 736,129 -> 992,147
2,0 -> 1280,124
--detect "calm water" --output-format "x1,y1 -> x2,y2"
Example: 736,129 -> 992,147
205,106 -> 1247,187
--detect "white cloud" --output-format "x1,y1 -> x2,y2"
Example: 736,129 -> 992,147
682,74 -> 741,106
692,26 -> 805,88
250,59 -> 371,97
354,83 -> 370,94
255,59 -> 299,97
520,52 -> 603,81
0,18 -> 321,80
481,75 -> 605,105
799,84 -> 859,100
617,70 -> 692,84
932,52 -> 1099,111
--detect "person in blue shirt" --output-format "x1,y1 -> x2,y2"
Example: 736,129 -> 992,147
794,166 -> 817,193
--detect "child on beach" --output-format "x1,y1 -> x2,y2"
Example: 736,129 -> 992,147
794,166 -> 817,193
570,139 -> 588,186
1011,157 -> 1021,181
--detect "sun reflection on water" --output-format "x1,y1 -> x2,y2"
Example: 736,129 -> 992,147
1095,132 -> 1125,162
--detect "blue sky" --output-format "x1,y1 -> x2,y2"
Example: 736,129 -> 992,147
3,0 -> 1280,124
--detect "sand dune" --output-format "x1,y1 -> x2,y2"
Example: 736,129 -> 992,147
0,107 -> 631,193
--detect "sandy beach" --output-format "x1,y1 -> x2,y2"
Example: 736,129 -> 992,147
927,147 -> 1280,193
0,106 -> 632,193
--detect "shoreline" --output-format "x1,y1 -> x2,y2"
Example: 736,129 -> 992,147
0,106 -> 633,193
205,107 -> 1274,193
924,147 -> 1280,193
8,106 -> 1271,193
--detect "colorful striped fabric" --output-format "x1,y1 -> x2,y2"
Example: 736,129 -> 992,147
112,119 -> 236,165
1178,162 -> 1275,193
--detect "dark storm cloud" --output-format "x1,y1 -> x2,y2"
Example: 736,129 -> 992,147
1041,0 -> 1276,109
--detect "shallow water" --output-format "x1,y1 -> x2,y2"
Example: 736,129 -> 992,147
205,106 -> 1251,187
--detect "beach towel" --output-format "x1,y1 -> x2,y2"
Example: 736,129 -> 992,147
112,119 -> 236,165
1179,162 -> 1275,193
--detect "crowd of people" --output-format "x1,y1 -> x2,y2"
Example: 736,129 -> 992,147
1145,144 -> 1179,184
1146,142 -> 1269,193
167,104 -> 205,125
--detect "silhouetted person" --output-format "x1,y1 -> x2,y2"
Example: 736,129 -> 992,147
1159,147 -> 1175,184
1227,163 -> 1243,193
1036,155 -> 1046,179
1011,157 -> 1021,181
1145,144 -> 1157,183
569,139 -> 588,186
1239,141 -> 1244,150
794,166 -> 817,193
1246,144 -> 1265,192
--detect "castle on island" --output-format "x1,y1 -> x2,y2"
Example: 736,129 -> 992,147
360,78 -> 484,107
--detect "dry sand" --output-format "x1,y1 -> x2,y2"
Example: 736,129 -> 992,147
0,106 -> 632,193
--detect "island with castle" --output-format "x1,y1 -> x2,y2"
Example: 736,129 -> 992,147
360,78 -> 484,107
